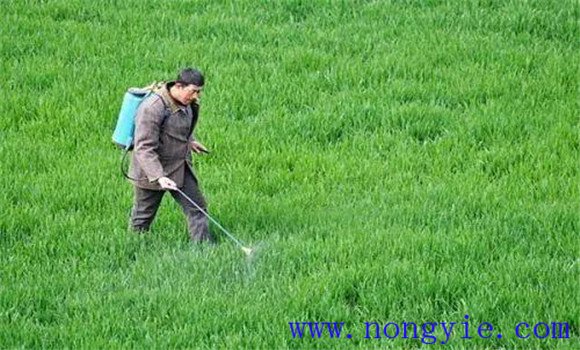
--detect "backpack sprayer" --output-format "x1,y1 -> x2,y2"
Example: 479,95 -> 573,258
112,83 -> 254,256
113,83 -> 164,150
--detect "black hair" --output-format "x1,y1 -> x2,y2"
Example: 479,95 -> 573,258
177,68 -> 204,86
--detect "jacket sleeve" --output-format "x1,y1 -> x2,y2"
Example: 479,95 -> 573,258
133,100 -> 165,183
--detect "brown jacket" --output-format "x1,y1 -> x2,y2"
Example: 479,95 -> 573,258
129,83 -> 199,190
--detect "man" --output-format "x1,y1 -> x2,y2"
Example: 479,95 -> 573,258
129,67 -> 214,242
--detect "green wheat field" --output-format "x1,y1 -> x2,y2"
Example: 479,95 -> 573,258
1,0 -> 578,348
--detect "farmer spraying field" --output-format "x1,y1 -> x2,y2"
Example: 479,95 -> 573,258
127,68 -> 214,242
114,67 -> 254,256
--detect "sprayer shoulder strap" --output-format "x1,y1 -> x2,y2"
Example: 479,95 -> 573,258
153,93 -> 171,129
189,103 -> 199,137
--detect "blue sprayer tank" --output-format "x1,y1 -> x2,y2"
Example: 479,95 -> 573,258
112,87 -> 153,150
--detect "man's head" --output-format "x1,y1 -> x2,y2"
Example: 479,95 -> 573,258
171,68 -> 205,105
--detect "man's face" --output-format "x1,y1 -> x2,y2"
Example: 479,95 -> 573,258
175,83 -> 203,105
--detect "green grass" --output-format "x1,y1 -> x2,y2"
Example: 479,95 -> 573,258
1,0 -> 578,348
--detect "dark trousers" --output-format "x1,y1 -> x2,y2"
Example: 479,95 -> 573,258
129,169 -> 213,242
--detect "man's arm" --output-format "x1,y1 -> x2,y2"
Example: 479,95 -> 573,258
133,99 -> 165,183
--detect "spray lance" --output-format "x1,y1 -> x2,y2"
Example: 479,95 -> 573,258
172,187 -> 253,256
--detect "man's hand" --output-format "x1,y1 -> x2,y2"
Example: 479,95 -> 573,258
190,140 -> 209,154
158,176 -> 177,190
